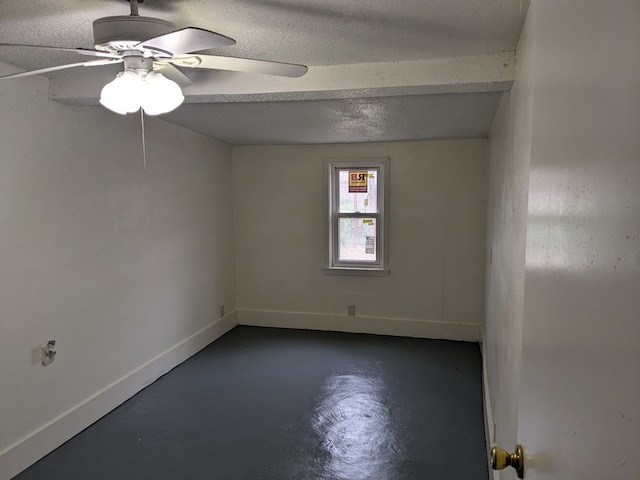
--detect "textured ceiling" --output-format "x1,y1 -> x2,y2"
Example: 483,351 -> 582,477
163,92 -> 504,145
0,0 -> 530,144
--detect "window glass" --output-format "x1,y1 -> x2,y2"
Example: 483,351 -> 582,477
337,217 -> 377,262
338,169 -> 379,213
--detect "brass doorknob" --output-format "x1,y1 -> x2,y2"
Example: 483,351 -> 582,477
491,444 -> 524,478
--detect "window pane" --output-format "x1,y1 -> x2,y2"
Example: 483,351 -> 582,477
338,217 -> 377,262
338,169 -> 378,213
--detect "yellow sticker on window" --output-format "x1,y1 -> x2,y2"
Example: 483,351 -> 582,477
362,219 -> 374,225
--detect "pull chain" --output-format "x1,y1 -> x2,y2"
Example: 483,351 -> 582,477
140,108 -> 147,173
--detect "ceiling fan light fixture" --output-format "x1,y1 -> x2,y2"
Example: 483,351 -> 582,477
99,70 -> 183,116
0,6 -> 308,116
140,72 -> 184,116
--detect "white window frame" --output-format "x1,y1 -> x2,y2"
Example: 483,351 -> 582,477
324,157 -> 390,276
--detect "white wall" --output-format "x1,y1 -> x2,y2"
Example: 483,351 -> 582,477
233,140 -> 487,340
483,5 -> 535,476
0,62 -> 236,478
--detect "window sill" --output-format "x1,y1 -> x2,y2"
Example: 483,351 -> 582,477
323,267 -> 390,277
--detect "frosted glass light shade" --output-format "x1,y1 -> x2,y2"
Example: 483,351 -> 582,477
99,71 -> 184,116
140,72 -> 184,116
99,71 -> 143,115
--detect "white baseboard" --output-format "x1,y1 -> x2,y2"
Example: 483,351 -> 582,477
0,312 -> 238,480
481,340 -> 500,480
237,308 -> 480,341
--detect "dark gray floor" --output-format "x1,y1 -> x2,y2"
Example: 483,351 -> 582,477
15,327 -> 488,480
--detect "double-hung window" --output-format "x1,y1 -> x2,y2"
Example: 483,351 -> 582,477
325,158 -> 390,275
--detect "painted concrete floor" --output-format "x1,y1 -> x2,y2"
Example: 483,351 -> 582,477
15,327 -> 488,480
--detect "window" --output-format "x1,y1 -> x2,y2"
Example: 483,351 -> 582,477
325,158 -> 390,275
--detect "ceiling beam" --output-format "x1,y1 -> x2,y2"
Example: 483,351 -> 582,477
49,51 -> 515,106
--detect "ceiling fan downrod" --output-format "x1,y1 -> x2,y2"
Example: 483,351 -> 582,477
129,0 -> 143,17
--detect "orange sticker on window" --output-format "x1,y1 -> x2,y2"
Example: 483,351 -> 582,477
349,171 -> 368,193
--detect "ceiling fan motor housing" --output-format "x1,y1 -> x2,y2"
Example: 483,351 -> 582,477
93,16 -> 176,55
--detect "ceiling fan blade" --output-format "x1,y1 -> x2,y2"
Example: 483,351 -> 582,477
170,54 -> 308,78
153,62 -> 193,88
0,58 -> 123,80
137,27 -> 235,56
0,43 -> 122,59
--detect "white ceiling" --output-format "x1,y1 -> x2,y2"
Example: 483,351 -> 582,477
0,0 -> 530,145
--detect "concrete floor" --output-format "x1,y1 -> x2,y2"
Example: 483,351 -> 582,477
15,326 -> 488,480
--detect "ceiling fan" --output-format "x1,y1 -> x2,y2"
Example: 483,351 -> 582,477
0,0 -> 308,115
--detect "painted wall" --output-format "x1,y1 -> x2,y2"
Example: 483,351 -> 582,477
0,62 -> 236,477
232,140 -> 487,340
483,5 -> 535,477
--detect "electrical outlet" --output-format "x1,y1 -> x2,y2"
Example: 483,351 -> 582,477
220,305 -> 225,318
347,305 -> 356,316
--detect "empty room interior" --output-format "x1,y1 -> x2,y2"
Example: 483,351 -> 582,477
1,1 -> 638,479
